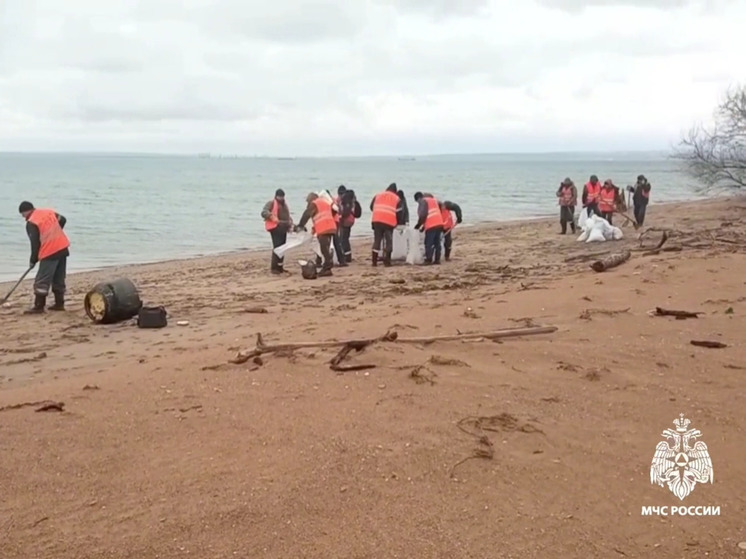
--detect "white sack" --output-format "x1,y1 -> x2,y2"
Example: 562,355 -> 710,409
391,226 -> 409,261
273,232 -> 312,258
405,228 -> 425,265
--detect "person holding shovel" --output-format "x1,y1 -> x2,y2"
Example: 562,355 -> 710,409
18,201 -> 70,314
261,189 -> 293,274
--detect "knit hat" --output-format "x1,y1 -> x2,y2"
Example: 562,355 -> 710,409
18,201 -> 34,213
413,191 -> 423,201
275,189 -> 285,197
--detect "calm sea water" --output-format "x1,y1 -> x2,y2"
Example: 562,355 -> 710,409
0,152 -> 704,282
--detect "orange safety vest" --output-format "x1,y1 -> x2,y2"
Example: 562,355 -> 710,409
27,208 -> 70,260
441,205 -> 454,233
371,191 -> 399,227
599,187 -> 616,213
424,197 -> 444,230
312,198 -> 337,236
586,182 -> 601,204
264,199 -> 287,231
559,185 -> 575,206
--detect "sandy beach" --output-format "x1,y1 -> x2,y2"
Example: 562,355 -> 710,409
1,198 -> 745,558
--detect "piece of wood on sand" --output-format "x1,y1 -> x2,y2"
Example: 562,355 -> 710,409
590,250 -> 631,273
655,307 -> 703,319
691,340 -> 728,349
229,326 -> 559,369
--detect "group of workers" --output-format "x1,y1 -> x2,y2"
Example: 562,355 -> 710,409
12,175 -> 651,313
261,183 -> 462,276
556,174 -> 652,234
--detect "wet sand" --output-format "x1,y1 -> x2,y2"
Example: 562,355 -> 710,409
1,198 -> 745,558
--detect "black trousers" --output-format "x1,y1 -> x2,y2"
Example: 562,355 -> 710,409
372,223 -> 394,260
634,201 -> 648,226
34,255 -> 67,296
269,229 -> 287,271
339,225 -> 352,262
443,231 -> 453,259
317,234 -> 334,271
600,212 -> 613,225
585,203 -> 600,217
332,231 -> 345,265
424,226 -> 443,263
560,206 -> 576,233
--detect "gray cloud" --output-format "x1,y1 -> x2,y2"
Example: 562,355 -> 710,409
0,0 -> 744,154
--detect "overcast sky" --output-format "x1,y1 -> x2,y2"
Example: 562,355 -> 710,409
0,0 -> 744,156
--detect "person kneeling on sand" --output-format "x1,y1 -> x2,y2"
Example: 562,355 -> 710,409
295,193 -> 336,277
556,178 -> 577,234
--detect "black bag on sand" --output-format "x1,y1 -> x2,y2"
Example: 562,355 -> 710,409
137,306 -> 168,328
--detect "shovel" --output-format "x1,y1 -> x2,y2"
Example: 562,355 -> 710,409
1,266 -> 33,305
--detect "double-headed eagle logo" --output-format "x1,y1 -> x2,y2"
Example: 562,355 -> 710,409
650,414 -> 714,500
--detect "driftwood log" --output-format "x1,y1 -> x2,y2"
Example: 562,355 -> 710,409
230,326 -> 559,368
590,250 -> 631,272
691,340 -> 728,349
655,307 -> 702,319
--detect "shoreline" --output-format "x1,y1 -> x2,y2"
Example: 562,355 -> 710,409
1,194 -> 744,558
0,196 -> 714,287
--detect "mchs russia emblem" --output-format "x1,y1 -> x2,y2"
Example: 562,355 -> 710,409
650,414 -> 714,500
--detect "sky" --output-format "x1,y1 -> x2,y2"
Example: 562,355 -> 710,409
0,0 -> 745,157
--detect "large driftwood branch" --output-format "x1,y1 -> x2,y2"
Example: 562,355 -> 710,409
590,250 -> 631,272
230,326 -> 558,365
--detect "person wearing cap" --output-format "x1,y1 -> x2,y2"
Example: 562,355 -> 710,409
294,192 -> 336,277
369,182 -> 402,267
582,174 -> 602,217
17,201 -> 70,314
598,179 -> 619,224
555,178 -> 578,234
261,189 -> 293,274
325,189 -> 347,268
632,174 -> 652,226
336,185 -> 362,263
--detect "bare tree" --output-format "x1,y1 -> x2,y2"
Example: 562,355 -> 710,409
673,85 -> 746,189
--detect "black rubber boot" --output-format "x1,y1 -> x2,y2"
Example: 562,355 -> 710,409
383,252 -> 392,267
444,248 -> 451,261
571,222 -> 577,234
318,268 -> 333,277
48,291 -> 65,311
24,294 -> 46,314
371,251 -> 378,267
345,253 -> 352,263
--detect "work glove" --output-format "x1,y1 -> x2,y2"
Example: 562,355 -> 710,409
29,258 -> 37,268
418,226 -> 425,233
456,217 -> 462,224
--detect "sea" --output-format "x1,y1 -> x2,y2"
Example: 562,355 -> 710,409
0,151 -> 705,283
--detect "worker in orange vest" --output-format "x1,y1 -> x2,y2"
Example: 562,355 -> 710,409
336,185 -> 362,263
598,179 -> 619,224
369,183 -> 402,267
439,199 -> 462,261
261,189 -> 293,274
413,192 -> 445,265
555,178 -> 578,234
324,189 -> 347,268
582,175 -> 602,218
18,201 -> 71,314
295,193 -> 337,277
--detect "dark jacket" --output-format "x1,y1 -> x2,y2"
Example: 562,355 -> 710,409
396,194 -> 409,225
441,201 -> 463,224
261,198 -> 292,233
339,190 -> 361,225
27,212 -> 68,263
633,181 -> 652,204
414,194 -> 441,230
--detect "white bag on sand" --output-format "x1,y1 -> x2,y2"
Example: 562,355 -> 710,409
608,226 -> 624,241
274,232 -> 312,258
391,226 -> 408,261
405,228 -> 425,265
586,224 -> 606,243
578,208 -> 588,230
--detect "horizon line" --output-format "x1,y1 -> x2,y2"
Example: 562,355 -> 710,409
0,149 -> 673,159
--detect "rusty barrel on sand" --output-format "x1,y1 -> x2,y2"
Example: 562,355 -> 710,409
84,278 -> 143,324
